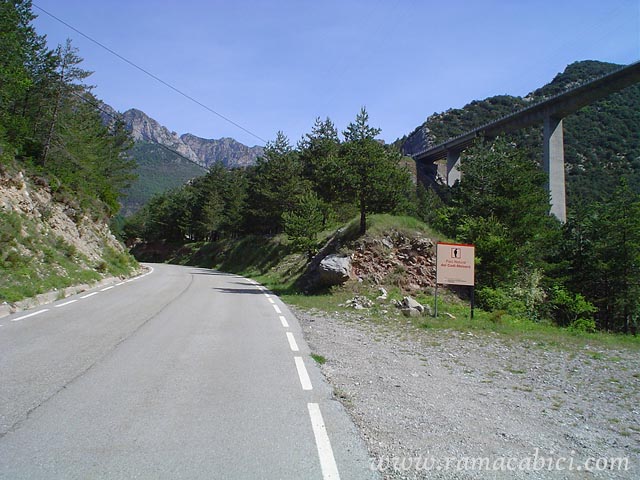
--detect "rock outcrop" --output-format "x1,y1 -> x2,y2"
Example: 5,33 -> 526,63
352,231 -> 436,291
119,108 -> 263,169
317,254 -> 352,287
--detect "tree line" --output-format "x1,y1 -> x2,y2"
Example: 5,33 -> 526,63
124,109 -> 415,252
421,140 -> 639,334
0,0 -> 135,217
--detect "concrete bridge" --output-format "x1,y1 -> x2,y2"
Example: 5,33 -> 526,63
407,61 -> 640,222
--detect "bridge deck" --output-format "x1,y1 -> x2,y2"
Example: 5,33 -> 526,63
412,61 -> 640,162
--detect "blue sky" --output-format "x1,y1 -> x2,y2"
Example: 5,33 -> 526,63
32,0 -> 639,147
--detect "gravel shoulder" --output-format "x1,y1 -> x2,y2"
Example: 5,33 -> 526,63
295,307 -> 640,479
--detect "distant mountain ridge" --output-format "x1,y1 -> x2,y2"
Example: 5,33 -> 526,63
119,108 -> 263,169
99,105 -> 264,215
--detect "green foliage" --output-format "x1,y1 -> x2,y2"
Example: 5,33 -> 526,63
0,1 -> 136,218
0,209 -> 132,303
245,131 -> 310,233
561,179 -> 640,332
338,107 -> 414,234
436,139 -> 561,293
282,191 -> 324,257
120,142 -> 206,216
548,285 -> 596,328
412,60 -> 640,206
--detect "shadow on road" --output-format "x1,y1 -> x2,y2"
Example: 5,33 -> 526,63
213,287 -> 265,295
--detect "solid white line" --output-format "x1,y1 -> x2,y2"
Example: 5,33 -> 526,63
80,292 -> 99,299
116,282 -> 125,286
11,309 -> 49,322
268,297 -> 275,304
294,356 -> 313,391
100,286 -> 114,292
307,403 -> 341,480
54,299 -> 78,308
286,332 -> 299,352
279,315 -> 289,328
272,304 -> 282,314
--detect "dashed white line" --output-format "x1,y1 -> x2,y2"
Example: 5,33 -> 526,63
100,286 -> 114,292
80,292 -> 99,299
307,403 -> 341,480
286,332 -> 299,352
268,297 -> 275,304
10,309 -> 49,322
294,356 -> 313,391
279,315 -> 289,328
54,299 -> 78,308
272,304 -> 282,314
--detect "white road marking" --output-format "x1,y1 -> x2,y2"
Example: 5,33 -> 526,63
279,315 -> 289,328
80,292 -> 99,299
268,297 -> 275,304
116,282 -> 125,286
54,299 -> 78,308
286,332 -> 299,352
10,309 -> 49,322
294,356 -> 313,391
307,403 -> 341,480
272,304 -> 282,314
264,293 -> 270,298
100,286 -> 114,292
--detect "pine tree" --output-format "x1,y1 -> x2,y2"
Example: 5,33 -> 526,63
339,107 -> 412,234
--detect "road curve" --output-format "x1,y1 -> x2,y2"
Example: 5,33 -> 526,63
0,263 -> 375,479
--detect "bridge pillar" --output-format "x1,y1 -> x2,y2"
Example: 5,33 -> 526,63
543,115 -> 567,222
446,149 -> 461,186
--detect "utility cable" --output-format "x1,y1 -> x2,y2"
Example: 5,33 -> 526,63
32,2 -> 268,145
69,90 -> 209,170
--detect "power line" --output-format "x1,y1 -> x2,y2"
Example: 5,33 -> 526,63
32,2 -> 268,145
69,90 -> 209,170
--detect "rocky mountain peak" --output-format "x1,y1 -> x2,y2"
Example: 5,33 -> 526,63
114,107 -> 263,169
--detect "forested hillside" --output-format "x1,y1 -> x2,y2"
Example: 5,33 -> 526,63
0,0 -> 137,303
402,60 -> 640,205
121,142 -> 206,216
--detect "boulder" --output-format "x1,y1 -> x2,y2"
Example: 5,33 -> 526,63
317,254 -> 351,287
376,287 -> 388,302
402,296 -> 425,313
401,307 -> 422,318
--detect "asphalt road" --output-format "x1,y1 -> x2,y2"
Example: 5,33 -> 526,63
0,263 -> 375,479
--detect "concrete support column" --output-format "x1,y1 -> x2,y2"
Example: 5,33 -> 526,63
446,149 -> 461,186
543,115 -> 567,222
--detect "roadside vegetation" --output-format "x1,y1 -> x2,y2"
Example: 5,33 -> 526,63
126,120 -> 640,338
0,1 -> 139,303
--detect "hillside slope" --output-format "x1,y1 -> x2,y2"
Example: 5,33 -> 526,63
0,168 -> 138,306
112,107 -> 264,214
402,60 -> 640,205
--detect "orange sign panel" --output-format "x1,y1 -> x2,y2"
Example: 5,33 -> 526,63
436,242 -> 475,286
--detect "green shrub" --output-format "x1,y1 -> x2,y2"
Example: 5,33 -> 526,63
476,286 -> 526,315
568,318 -> 597,334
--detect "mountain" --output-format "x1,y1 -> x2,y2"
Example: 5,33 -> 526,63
122,109 -> 201,164
108,107 -> 264,215
181,134 -> 262,169
402,60 -> 640,207
120,109 -> 264,169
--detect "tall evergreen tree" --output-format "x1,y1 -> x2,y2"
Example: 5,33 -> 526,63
339,107 -> 412,234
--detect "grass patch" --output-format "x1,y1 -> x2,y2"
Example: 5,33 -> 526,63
0,209 -> 136,303
311,353 -> 327,365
